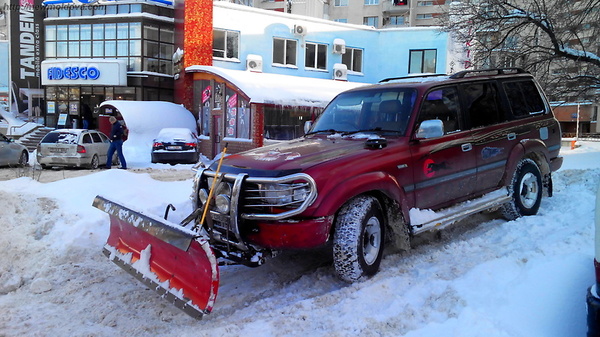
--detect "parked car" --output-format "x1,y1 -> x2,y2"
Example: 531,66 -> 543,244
586,184 -> 600,336
0,132 -> 28,167
151,127 -> 199,165
37,129 -> 114,169
191,68 -> 563,282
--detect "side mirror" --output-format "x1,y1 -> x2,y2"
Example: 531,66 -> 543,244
416,119 -> 444,139
304,121 -> 313,134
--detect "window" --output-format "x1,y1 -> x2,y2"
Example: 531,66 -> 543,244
273,38 -> 297,66
388,15 -> 405,26
342,47 -> 363,72
503,80 -> 547,118
419,87 -> 461,134
416,14 -> 433,19
364,0 -> 379,4
265,106 -> 312,140
335,0 -> 348,6
393,0 -> 408,5
224,88 -> 251,139
417,1 -> 433,5
363,16 -> 379,28
213,29 -> 239,59
334,18 -> 348,23
409,49 -> 437,73
305,42 -> 327,70
461,82 -> 505,128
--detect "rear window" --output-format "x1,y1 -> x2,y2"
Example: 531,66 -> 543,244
91,132 -> 102,143
41,132 -> 79,144
503,80 -> 546,118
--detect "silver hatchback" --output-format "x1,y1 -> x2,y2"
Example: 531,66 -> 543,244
0,132 -> 29,167
37,129 -> 115,169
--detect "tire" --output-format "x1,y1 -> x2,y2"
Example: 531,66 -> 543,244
18,151 -> 28,167
333,195 -> 385,282
501,158 -> 543,220
90,154 -> 99,169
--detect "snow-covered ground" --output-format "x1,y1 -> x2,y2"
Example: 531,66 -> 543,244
0,141 -> 598,336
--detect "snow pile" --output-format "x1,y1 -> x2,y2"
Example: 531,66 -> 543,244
0,142 -> 598,336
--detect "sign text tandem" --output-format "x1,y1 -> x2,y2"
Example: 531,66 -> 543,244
47,66 -> 101,81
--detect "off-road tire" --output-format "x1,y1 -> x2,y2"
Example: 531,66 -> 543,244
333,195 -> 385,282
501,158 -> 543,220
90,154 -> 99,169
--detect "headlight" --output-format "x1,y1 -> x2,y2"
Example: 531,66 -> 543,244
198,188 -> 209,205
215,194 -> 231,214
259,183 -> 310,206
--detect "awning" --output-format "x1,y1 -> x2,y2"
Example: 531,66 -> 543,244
186,65 -> 367,108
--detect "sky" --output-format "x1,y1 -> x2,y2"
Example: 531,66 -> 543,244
0,137 -> 598,336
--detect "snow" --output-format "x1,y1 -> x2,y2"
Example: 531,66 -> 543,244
0,139 -> 599,336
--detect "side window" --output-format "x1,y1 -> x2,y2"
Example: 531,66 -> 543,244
461,81 -> 505,129
90,132 -> 102,143
82,133 -> 93,144
418,87 -> 461,134
99,133 -> 109,143
503,80 -> 547,118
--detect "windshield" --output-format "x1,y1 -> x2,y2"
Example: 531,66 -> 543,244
308,88 -> 417,136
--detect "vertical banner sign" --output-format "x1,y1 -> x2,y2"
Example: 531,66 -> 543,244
10,0 -> 44,113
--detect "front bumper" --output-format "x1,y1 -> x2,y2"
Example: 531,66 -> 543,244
587,285 -> 600,337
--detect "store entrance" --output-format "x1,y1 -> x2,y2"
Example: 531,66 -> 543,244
81,94 -> 105,130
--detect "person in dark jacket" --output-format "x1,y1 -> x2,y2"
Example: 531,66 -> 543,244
106,116 -> 127,169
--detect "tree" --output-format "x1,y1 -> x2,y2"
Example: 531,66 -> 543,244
441,0 -> 600,102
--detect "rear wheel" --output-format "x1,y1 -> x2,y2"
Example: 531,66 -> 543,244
501,158 -> 543,220
18,151 -> 28,167
90,154 -> 99,169
333,195 -> 385,282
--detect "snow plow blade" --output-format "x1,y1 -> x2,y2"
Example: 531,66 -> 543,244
92,195 -> 219,319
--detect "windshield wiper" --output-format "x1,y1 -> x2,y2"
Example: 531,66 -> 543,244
341,128 -> 402,136
304,129 -> 339,136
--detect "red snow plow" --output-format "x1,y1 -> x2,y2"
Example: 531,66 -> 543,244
92,196 -> 219,319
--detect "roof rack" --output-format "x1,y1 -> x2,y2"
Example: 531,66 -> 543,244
379,73 -> 447,83
449,68 -> 529,79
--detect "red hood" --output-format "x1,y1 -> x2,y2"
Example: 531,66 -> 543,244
215,135 -> 384,176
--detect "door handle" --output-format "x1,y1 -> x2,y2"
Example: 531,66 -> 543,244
507,133 -> 516,141
461,143 -> 472,152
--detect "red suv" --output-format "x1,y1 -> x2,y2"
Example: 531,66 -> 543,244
193,68 -> 563,282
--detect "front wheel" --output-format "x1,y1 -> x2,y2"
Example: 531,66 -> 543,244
333,195 -> 385,282
501,158 -> 543,220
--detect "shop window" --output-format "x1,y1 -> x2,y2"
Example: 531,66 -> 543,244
409,49 -> 437,73
342,47 -> 363,72
305,42 -> 327,70
117,23 -> 129,39
213,29 -> 239,59
273,38 -> 297,66
264,106 -> 311,140
223,88 -> 251,139
197,80 -> 212,137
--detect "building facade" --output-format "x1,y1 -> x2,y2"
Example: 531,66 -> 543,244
39,0 -> 175,128
246,0 -> 448,28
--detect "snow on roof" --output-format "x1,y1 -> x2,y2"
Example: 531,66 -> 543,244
186,65 -> 368,108
99,100 -> 197,164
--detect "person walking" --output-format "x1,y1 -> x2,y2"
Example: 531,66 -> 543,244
106,116 -> 127,169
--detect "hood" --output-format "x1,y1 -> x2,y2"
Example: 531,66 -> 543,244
213,134 -> 388,177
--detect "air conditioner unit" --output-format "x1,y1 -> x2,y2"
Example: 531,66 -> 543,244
333,63 -> 348,81
246,54 -> 263,72
293,24 -> 307,36
333,38 -> 346,54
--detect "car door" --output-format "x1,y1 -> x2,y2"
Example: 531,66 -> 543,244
90,131 -> 105,162
0,133 -> 12,165
409,87 -> 477,210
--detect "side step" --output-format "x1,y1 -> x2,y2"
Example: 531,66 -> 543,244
410,188 -> 511,236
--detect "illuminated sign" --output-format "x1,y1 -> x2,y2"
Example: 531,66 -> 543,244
41,59 -> 127,86
47,66 -> 100,80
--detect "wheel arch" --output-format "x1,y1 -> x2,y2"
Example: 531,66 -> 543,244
502,140 -> 552,189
